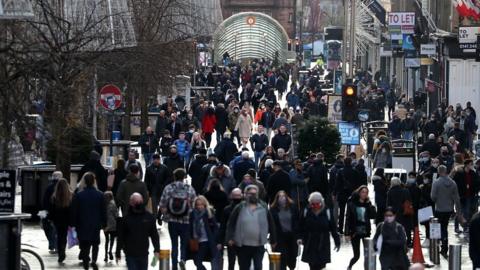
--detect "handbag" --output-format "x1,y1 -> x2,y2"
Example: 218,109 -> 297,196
189,238 -> 199,252
402,200 -> 414,216
67,227 -> 79,249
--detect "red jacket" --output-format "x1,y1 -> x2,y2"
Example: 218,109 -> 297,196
202,114 -> 217,133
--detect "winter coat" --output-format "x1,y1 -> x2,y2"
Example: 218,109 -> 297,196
163,153 -> 184,173
215,107 -> 229,133
214,138 -> 238,164
299,207 -> 340,266
260,111 -> 275,129
306,160 -> 330,205
372,175 -> 388,212
138,133 -> 159,154
334,165 -> 361,197
289,169 -> 309,209
271,133 -> 292,152
173,139 -> 190,160
155,116 -> 168,137
421,139 -> 440,157
470,212 -> 480,268
204,165 -> 236,194
250,133 -> 269,152
112,168 -> 127,197
453,168 -> 480,200
373,221 -> 409,270
387,185 -> 413,232
373,151 -> 392,169
145,163 -> 171,198
204,187 -> 229,221
72,187 -> 106,242
159,136 -> 173,156
187,212 -> 220,262
116,173 -> 149,215
232,158 -> 256,185
188,155 -> 209,195
80,159 -> 108,192
105,200 -> 118,232
234,113 -> 253,138
270,206 -> 299,253
228,112 -> 240,132
388,119 -> 402,138
167,121 -> 182,139
202,114 -> 217,134
267,169 -> 292,203
431,175 -> 461,213
345,194 -> 376,237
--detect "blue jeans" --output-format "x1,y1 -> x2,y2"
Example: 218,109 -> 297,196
236,245 -> 264,270
168,222 -> 189,269
126,256 -> 148,270
41,218 -> 57,250
144,153 -> 153,167
402,130 -> 413,140
254,151 -> 264,169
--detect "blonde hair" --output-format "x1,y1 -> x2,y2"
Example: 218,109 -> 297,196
77,172 -> 98,192
193,195 -> 214,218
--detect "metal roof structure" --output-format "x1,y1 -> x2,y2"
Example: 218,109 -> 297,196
213,12 -> 289,63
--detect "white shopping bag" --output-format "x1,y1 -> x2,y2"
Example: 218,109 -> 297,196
418,206 -> 433,223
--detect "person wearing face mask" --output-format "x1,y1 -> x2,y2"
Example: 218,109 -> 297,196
270,191 -> 299,270
418,174 -> 434,246
421,134 -> 440,158
204,179 -> 229,222
345,186 -> 377,270
115,193 -> 160,270
228,106 -> 241,145
373,142 -> 392,169
238,174 -> 267,201
437,146 -> 454,172
234,108 -> 253,147
116,164 -> 149,216
401,113 -> 416,141
226,185 -> 277,270
219,189 -> 243,270
298,192 -> 340,270
452,159 -> 480,233
387,177 -> 414,247
373,207 -> 409,270
406,172 -> 421,228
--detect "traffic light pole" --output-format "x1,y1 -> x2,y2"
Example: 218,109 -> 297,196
349,0 -> 355,79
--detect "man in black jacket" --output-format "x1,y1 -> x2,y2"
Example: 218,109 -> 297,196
219,188 -> 243,270
421,134 -> 440,158
188,149 -> 209,195
306,153 -> 330,205
470,211 -> 480,268
167,113 -> 182,140
80,151 -> 108,192
214,132 -> 238,164
335,157 -> 360,234
266,161 -> 292,203
215,103 -> 229,142
116,193 -> 160,269
138,126 -> 159,166
271,124 -> 292,153
250,125 -> 269,169
260,105 -> 275,140
145,154 -> 171,218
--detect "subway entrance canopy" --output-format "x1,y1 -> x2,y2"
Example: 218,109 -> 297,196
214,12 -> 290,64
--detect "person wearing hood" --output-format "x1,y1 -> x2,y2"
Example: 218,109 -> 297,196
373,207 -> 409,270
431,165 -> 463,257
214,132 -> 238,165
204,163 -> 236,194
164,145 -> 184,172
204,179 -> 229,221
345,186 -> 376,270
387,177 -> 413,247
116,164 -> 149,216
298,192 -> 340,270
188,149 -> 209,195
354,159 -> 368,188
80,151 -> 108,192
115,193 -> 160,270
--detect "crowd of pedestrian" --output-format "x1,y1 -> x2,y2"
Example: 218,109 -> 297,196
38,58 -> 480,270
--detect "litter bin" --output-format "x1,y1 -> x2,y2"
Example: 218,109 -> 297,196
0,213 -> 31,270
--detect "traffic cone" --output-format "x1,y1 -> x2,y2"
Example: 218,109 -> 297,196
411,226 -> 425,264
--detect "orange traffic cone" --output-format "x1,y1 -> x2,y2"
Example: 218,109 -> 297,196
411,226 -> 425,264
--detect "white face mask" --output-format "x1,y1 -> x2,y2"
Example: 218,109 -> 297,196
407,178 -> 416,184
382,149 -> 387,153
385,216 -> 395,223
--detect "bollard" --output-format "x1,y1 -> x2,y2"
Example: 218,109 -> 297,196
363,237 -> 376,270
449,244 -> 462,270
429,218 -> 441,265
269,252 -> 281,270
159,249 -> 170,270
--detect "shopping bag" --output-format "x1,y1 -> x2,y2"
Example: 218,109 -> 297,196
67,227 -> 79,249
418,206 -> 433,223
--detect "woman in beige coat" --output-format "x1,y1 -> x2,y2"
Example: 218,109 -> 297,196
234,109 -> 253,147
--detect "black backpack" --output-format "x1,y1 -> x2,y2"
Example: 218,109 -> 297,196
167,183 -> 190,217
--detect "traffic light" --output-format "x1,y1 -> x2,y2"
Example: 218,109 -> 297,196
288,39 -> 292,51
295,39 -> 300,52
342,84 -> 358,122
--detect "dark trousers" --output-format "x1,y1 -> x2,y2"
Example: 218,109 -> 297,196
55,224 -> 68,261
126,256 -> 148,270
79,240 -> 99,269
205,132 -> 213,148
309,263 -> 325,269
227,245 -> 237,270
168,222 -> 189,269
338,194 -> 348,233
348,235 -> 363,267
236,245 -> 264,270
104,231 -> 116,258
434,211 -> 452,252
273,232 -> 298,270
42,218 -> 57,250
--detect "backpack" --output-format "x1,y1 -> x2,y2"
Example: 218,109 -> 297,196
167,183 -> 191,217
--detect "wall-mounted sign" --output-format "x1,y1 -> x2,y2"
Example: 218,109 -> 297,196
420,44 -> 436,55
459,26 -> 480,53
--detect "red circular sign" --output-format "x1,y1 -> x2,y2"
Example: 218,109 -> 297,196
99,84 -> 122,110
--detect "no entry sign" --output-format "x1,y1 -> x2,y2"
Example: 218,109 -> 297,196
99,84 -> 122,110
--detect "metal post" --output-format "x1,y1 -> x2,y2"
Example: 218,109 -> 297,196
269,252 -> 281,270
109,112 -> 114,157
159,249 -> 170,270
363,238 -> 376,270
349,0 -> 356,79
449,244 -> 462,270
429,217 -> 440,265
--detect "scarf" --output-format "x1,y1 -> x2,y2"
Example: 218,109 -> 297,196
193,209 -> 206,239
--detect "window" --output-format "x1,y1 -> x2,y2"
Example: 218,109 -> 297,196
288,13 -> 293,23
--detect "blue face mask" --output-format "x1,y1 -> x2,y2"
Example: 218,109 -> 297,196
407,178 -> 416,184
